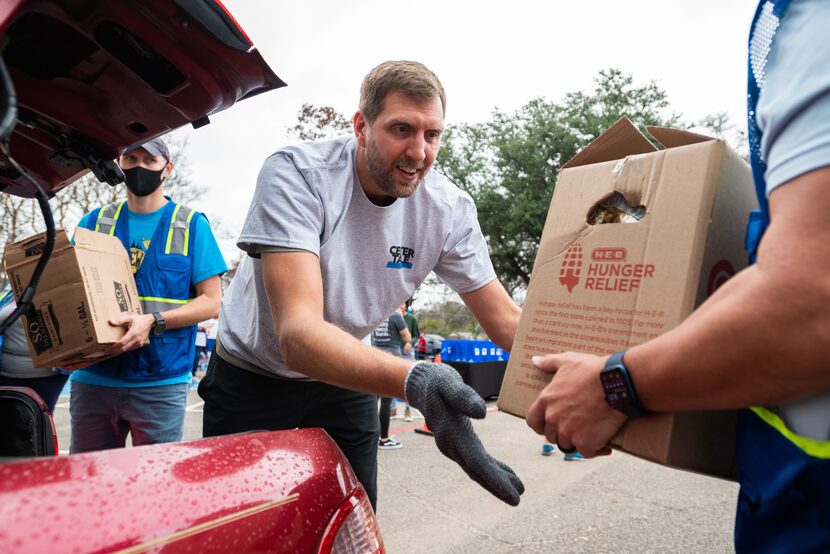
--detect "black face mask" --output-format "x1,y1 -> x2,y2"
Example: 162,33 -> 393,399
123,166 -> 165,197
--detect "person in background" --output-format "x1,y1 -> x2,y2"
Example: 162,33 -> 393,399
526,2 -> 830,550
0,285 -> 68,412
540,442 -> 585,461
394,300 -> 420,421
402,299 -> 420,359
67,138 -> 226,453
193,324 -> 208,377
371,308 -> 411,449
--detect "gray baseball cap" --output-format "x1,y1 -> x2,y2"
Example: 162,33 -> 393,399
126,138 -> 170,162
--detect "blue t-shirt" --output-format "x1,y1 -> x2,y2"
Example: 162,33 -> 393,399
757,0 -> 830,195
72,202 -> 227,388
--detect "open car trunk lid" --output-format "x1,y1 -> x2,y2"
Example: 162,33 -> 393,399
0,0 -> 285,197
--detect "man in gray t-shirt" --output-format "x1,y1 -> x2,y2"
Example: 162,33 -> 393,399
198,61 -> 524,510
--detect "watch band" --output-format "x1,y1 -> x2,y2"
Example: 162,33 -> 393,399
151,311 -> 166,335
601,350 -> 650,417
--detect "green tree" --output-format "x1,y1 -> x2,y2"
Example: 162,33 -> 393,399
437,68 -> 682,294
288,103 -> 352,141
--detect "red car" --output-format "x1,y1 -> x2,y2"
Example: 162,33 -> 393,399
0,420 -> 382,553
0,1 -> 384,552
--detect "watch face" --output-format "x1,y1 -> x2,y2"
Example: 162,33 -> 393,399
601,367 -> 632,407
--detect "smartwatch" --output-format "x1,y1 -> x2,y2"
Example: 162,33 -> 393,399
151,312 -> 167,335
599,350 -> 650,417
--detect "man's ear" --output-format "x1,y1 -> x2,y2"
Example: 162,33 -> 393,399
162,161 -> 174,179
353,111 -> 368,147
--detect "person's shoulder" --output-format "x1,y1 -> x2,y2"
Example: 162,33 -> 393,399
417,169 -> 476,209
267,135 -> 355,174
167,202 -> 207,225
77,208 -> 100,229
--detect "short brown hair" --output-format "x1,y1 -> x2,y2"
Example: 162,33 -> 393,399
359,61 -> 446,124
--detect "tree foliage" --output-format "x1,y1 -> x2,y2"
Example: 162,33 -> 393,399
436,68 -> 682,295
0,136 -> 203,284
288,103 -> 352,141
416,299 -> 478,338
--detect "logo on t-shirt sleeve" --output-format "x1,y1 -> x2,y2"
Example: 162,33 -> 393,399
386,245 -> 414,269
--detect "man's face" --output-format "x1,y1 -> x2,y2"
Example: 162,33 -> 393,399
118,147 -> 171,176
356,91 -> 444,200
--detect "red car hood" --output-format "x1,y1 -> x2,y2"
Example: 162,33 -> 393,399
0,0 -> 285,197
0,429 -> 359,553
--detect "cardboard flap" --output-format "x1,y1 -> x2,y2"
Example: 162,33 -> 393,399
561,117 -> 658,169
73,227 -> 126,255
646,126 -> 714,149
4,229 -> 71,269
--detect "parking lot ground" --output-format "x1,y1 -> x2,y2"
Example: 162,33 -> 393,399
52,376 -> 739,553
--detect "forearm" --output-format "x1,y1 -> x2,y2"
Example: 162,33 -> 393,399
279,317 -> 411,397
461,280 -> 521,351
161,293 -> 220,330
629,262 -> 830,411
487,306 -> 521,351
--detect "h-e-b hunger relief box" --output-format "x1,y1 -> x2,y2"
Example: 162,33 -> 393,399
4,227 -> 142,368
498,118 -> 757,479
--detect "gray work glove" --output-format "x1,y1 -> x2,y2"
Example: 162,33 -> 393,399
405,361 -> 525,506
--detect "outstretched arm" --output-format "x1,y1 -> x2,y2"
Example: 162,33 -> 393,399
262,251 -> 525,505
261,251 -> 410,397
460,280 -> 521,350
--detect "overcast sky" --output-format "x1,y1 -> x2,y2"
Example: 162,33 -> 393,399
173,0 -> 759,260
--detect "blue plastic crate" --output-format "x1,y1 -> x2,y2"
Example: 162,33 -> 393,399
442,340 -> 509,362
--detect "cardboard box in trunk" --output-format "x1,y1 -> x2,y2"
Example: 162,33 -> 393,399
498,118 -> 757,479
4,227 -> 142,368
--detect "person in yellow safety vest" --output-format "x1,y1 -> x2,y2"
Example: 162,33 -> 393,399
525,2 -> 830,550
65,138 -> 227,454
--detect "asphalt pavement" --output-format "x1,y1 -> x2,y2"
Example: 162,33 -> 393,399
52,375 -> 739,553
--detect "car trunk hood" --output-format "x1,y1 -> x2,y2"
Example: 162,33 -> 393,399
0,0 -> 285,197
0,429 -> 359,552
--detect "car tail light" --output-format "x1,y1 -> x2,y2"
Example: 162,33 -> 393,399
317,486 -> 384,554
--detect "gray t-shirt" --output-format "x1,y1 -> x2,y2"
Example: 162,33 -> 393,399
220,135 -> 496,379
757,0 -> 830,195
371,312 -> 406,356
0,290 -> 54,378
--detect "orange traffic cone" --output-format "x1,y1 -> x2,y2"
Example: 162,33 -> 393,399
414,422 -> 433,436
414,352 -> 441,437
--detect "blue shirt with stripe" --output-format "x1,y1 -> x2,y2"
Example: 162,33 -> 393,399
71,203 -> 227,388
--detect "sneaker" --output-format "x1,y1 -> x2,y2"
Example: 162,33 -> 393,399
378,438 -> 403,450
564,451 -> 587,461
541,443 -> 556,456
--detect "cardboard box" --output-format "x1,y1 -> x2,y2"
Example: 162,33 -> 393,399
498,118 -> 757,479
4,227 -> 142,367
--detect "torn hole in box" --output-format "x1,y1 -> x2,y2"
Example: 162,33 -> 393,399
587,192 -> 646,225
